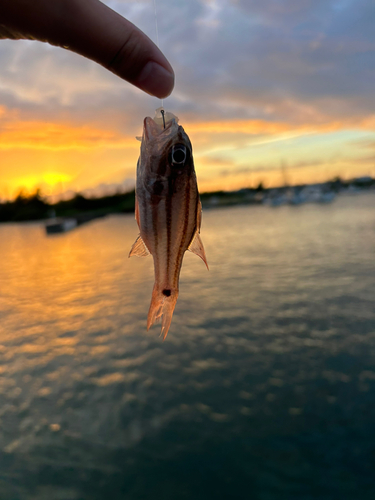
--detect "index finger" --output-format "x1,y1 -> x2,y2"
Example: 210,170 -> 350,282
0,0 -> 175,98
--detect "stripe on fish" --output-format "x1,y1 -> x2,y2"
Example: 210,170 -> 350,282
129,109 -> 208,339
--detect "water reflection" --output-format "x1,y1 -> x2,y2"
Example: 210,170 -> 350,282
0,194 -> 374,499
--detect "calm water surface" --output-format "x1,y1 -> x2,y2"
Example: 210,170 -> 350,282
0,194 -> 374,499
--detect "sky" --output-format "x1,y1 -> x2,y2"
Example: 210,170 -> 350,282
0,0 -> 374,199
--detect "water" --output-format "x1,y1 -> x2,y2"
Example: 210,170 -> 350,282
0,194 -> 374,499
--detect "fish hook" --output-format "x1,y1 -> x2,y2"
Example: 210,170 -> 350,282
161,109 -> 166,129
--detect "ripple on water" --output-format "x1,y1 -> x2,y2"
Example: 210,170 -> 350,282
0,196 -> 374,498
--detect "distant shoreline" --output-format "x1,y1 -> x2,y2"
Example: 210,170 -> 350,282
0,177 -> 374,224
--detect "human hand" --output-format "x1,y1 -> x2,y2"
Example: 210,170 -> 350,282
0,0 -> 174,98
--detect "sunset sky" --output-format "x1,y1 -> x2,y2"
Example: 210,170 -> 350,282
0,0 -> 374,199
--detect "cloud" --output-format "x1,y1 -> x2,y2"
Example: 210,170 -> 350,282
219,157 -> 334,178
167,0 -> 375,122
0,0 -> 374,196
0,116 -> 138,151
0,0 -> 374,128
351,137 -> 375,150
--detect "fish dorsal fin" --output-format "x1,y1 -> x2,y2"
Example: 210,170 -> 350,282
188,232 -> 209,269
129,235 -> 150,258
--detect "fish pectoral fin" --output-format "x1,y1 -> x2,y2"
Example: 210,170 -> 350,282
128,235 -> 150,258
188,232 -> 209,270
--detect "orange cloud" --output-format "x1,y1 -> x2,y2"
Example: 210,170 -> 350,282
185,116 -> 375,136
1,108 -> 374,199
0,120 -> 137,151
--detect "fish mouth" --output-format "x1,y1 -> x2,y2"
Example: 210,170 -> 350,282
144,117 -> 175,140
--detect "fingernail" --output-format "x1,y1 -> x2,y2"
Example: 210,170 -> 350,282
136,61 -> 175,99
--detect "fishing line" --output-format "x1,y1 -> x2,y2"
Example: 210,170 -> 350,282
153,0 -> 165,115
153,0 -> 160,52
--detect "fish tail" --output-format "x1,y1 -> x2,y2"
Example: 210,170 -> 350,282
147,285 -> 179,340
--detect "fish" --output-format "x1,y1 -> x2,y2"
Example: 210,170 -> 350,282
129,108 -> 208,339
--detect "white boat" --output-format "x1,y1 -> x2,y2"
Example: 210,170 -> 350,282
45,218 -> 77,234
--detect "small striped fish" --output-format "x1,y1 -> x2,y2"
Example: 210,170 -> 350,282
129,109 -> 208,339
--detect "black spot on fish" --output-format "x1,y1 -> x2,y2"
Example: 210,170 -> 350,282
153,180 -> 164,196
162,289 -> 171,297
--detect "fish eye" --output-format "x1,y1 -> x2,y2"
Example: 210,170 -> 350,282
171,144 -> 187,165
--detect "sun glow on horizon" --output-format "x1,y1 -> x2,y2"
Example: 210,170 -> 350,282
0,112 -> 374,200
0,0 -> 374,201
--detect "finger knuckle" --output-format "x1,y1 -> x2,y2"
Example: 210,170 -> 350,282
108,31 -> 145,79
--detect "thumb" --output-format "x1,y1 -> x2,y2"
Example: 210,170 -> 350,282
0,0 -> 175,99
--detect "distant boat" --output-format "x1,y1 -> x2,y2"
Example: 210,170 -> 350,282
318,191 -> 335,203
263,188 -> 289,206
45,212 -> 107,235
45,218 -> 77,234
288,186 -> 336,206
289,190 -> 306,205
269,194 -> 288,206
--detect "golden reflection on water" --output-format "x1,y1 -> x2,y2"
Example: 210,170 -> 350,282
0,215 -> 152,352
0,194 -> 374,488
